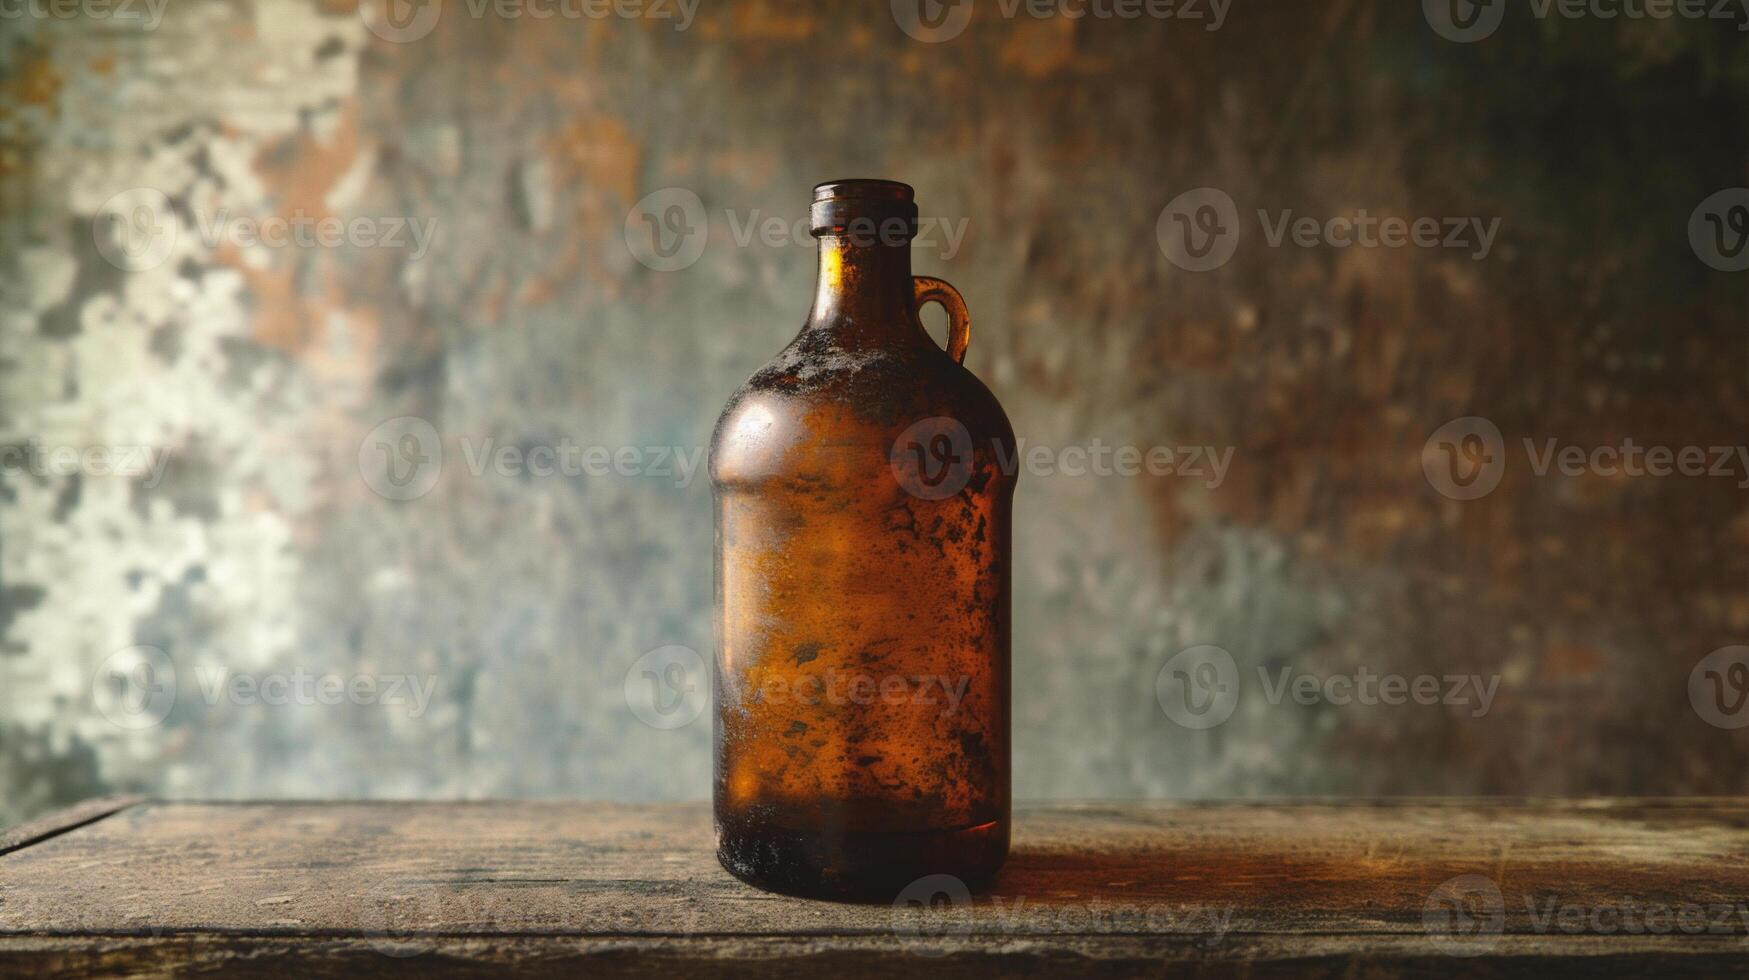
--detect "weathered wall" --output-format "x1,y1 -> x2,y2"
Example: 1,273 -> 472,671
1,0 -> 1746,825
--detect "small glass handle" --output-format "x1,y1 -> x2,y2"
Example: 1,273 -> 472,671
913,276 -> 970,365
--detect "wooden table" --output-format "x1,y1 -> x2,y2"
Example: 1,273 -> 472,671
2,798 -> 1746,977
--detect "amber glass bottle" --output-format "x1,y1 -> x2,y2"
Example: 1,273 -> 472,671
711,180 -> 1015,899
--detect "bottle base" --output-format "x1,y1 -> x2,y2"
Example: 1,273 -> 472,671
715,814 -> 1009,902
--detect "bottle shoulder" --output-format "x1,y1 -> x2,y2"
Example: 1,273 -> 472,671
710,333 -> 1015,488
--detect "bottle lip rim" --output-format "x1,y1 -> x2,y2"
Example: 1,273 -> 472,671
812,179 -> 914,203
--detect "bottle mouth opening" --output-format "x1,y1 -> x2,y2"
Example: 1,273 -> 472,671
813,179 -> 913,203
811,178 -> 918,240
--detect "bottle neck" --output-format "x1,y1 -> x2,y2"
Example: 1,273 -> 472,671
805,236 -> 923,345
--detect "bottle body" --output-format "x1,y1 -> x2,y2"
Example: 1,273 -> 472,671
711,180 -> 1014,899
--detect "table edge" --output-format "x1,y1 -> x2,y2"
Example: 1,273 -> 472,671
0,797 -> 143,859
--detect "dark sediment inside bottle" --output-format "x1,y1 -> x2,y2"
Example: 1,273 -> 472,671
715,801 -> 1007,900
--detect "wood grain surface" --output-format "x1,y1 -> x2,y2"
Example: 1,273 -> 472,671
2,799 -> 1748,977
